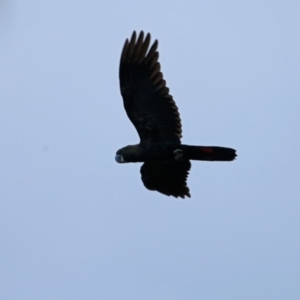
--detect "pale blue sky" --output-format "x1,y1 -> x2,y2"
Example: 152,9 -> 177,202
1,1 -> 300,299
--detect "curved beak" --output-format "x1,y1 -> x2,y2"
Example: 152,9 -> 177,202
115,154 -> 125,163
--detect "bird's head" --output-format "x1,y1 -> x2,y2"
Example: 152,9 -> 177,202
115,145 -> 142,163
115,146 -> 132,163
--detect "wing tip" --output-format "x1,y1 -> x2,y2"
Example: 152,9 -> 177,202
121,30 -> 156,65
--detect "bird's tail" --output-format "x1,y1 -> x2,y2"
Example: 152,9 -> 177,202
181,145 -> 237,161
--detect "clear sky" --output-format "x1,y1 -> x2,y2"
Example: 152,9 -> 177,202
1,1 -> 300,299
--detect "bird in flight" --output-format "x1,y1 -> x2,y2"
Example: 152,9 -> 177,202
115,31 -> 236,198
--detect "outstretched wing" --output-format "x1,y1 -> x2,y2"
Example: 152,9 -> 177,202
119,31 -> 182,145
140,160 -> 191,198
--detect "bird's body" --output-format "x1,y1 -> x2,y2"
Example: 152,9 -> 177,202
115,31 -> 236,198
116,142 -> 236,163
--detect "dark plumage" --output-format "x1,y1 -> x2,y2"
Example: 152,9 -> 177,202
115,31 -> 236,198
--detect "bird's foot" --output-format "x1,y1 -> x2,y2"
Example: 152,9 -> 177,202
174,149 -> 184,160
